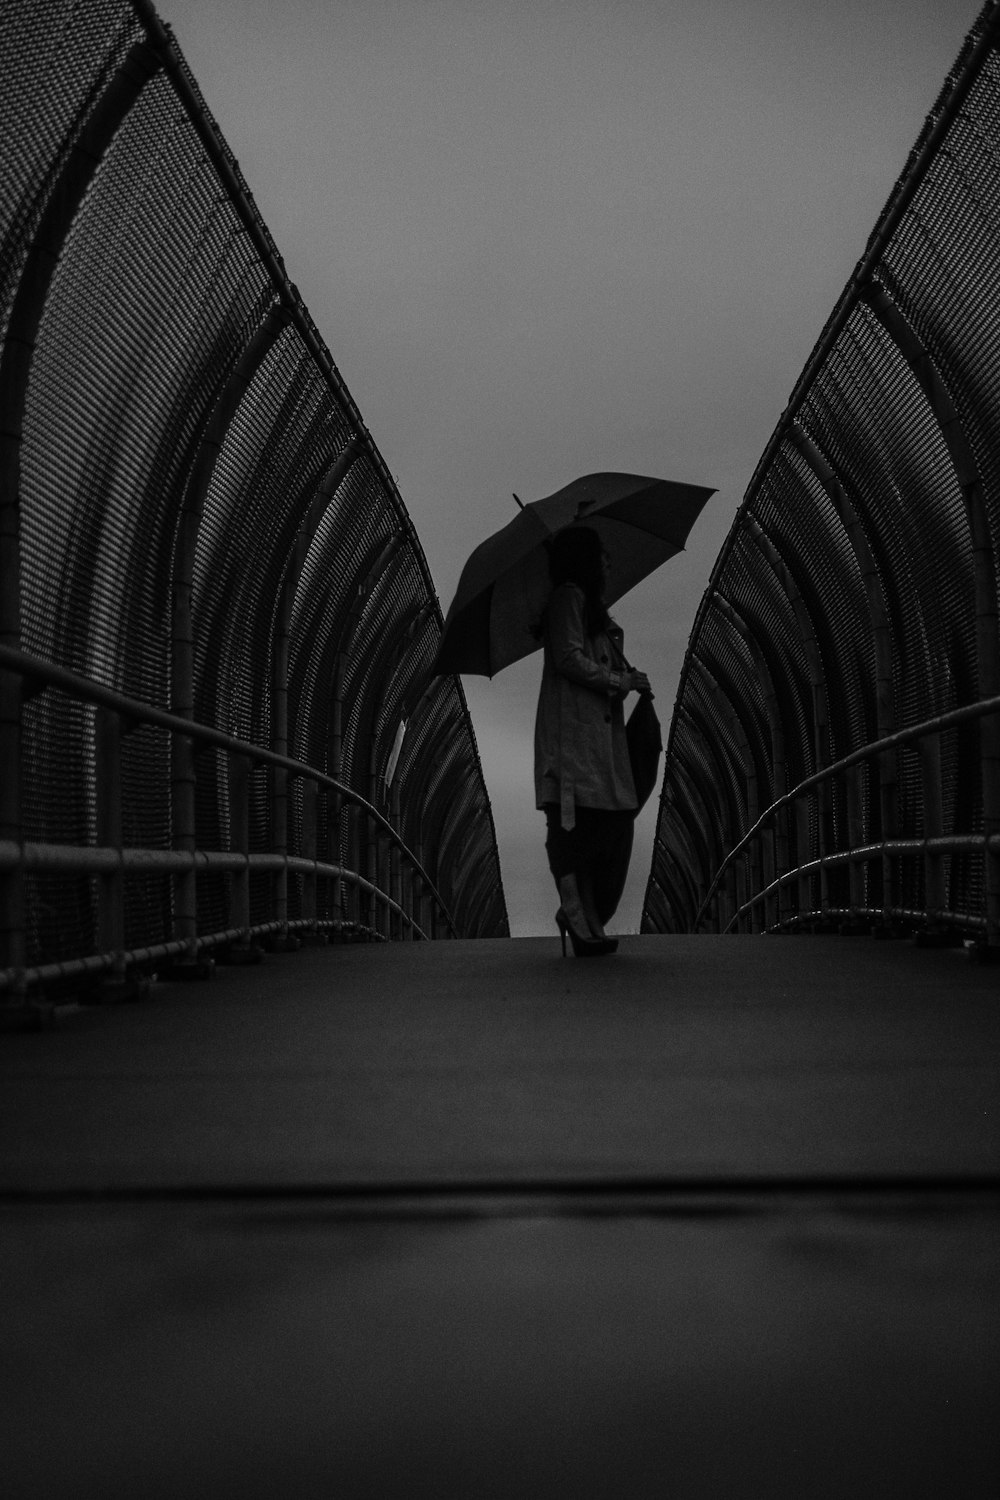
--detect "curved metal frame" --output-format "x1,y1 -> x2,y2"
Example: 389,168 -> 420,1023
645,3 -> 1000,950
0,1 -> 508,996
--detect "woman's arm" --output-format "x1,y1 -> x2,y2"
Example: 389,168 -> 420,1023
547,585 -> 626,696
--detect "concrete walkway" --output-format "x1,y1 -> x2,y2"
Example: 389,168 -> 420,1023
3,935 -> 998,1497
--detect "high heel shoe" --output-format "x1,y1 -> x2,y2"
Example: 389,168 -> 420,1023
556,907 -> 616,958
556,873 -> 616,958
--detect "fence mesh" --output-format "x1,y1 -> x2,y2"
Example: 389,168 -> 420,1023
1,0 -> 508,967
643,1 -> 1000,940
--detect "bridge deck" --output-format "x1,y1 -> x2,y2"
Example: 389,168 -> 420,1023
3,936 -> 998,1497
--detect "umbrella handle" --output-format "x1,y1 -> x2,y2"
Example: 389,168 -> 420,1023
612,640 -> 654,697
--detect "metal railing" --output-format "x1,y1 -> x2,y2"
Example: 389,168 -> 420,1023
0,645 -> 457,1000
685,695 -> 1000,940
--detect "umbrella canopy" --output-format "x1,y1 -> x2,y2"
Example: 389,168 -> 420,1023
433,472 -> 715,677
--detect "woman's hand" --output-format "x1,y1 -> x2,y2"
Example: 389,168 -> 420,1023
626,669 -> 652,695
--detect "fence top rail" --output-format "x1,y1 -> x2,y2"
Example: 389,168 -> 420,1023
690,692 -> 1000,929
0,644 -> 456,934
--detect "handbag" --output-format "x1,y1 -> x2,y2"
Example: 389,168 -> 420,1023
626,690 -> 662,813
609,634 -> 663,813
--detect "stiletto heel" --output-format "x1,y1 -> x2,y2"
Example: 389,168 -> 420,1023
555,906 -> 615,958
556,874 -> 614,957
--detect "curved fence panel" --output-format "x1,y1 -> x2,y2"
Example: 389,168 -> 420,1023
643,1 -> 1000,951
0,0 -> 508,1005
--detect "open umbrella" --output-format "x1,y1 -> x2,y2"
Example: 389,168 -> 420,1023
433,472 -> 715,677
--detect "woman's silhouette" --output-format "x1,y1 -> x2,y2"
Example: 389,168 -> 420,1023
533,526 -> 650,956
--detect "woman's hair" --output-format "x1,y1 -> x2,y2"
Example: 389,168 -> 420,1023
543,525 -> 612,637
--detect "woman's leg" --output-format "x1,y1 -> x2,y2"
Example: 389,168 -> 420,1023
543,805 -> 605,940
586,810 -> 635,927
571,809 -> 610,939
543,803 -> 573,885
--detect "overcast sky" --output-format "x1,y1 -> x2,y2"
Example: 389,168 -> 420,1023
158,0 -> 978,936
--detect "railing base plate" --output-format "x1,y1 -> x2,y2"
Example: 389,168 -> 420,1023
262,935 -> 301,954
0,997 -> 83,1030
91,975 -> 153,1004
215,943 -> 265,967
159,957 -> 216,982
914,930 -> 964,949
964,940 -> 1000,964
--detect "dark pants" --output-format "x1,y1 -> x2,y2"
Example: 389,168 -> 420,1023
543,804 -> 635,926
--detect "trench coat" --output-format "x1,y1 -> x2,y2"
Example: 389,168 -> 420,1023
533,582 -> 638,831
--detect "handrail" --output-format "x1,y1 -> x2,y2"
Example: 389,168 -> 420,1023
0,643 -> 457,938
692,693 -> 1000,930
727,834 -> 1000,934
0,888 -> 421,995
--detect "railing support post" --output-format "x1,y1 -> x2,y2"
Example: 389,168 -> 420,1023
217,753 -> 261,965
95,709 -> 126,992
163,732 -> 213,982
301,777 -> 324,943
264,764 -> 299,954
390,784 -> 402,939
795,795 -> 813,921
844,765 -> 867,928
272,763 -> 288,931
760,828 -> 776,931
0,670 -> 25,1000
920,733 -> 949,938
170,729 -> 197,947
350,806 -> 364,931
366,812 -> 379,935
331,788 -> 343,936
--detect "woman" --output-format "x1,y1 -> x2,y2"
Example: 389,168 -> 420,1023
533,526 -> 651,957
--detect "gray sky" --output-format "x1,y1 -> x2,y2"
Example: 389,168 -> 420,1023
158,0 -> 979,935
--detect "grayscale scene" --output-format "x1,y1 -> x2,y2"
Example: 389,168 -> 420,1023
2,1 -> 998,1495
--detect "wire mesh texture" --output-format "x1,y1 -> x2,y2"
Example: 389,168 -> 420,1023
642,0 -> 1000,946
0,0 -> 508,994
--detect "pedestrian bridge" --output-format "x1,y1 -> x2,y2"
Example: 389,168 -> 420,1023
2,3 -> 1000,1495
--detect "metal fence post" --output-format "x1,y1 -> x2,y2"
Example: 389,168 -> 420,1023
301,776 -> 320,939
796,795 -> 813,921
219,752 -> 260,964
845,763 -> 867,926
390,783 -> 402,939
95,708 -> 125,991
416,852 -> 429,939
331,787 -> 343,935
271,761 -> 288,934
920,733 -> 948,937
349,805 -> 363,929
734,849 -> 748,932
365,762 -> 380,937
0,670 -> 24,1000
170,727 -> 198,946
761,826 -> 777,931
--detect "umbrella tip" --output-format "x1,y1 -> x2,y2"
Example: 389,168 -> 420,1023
512,492 -> 525,510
